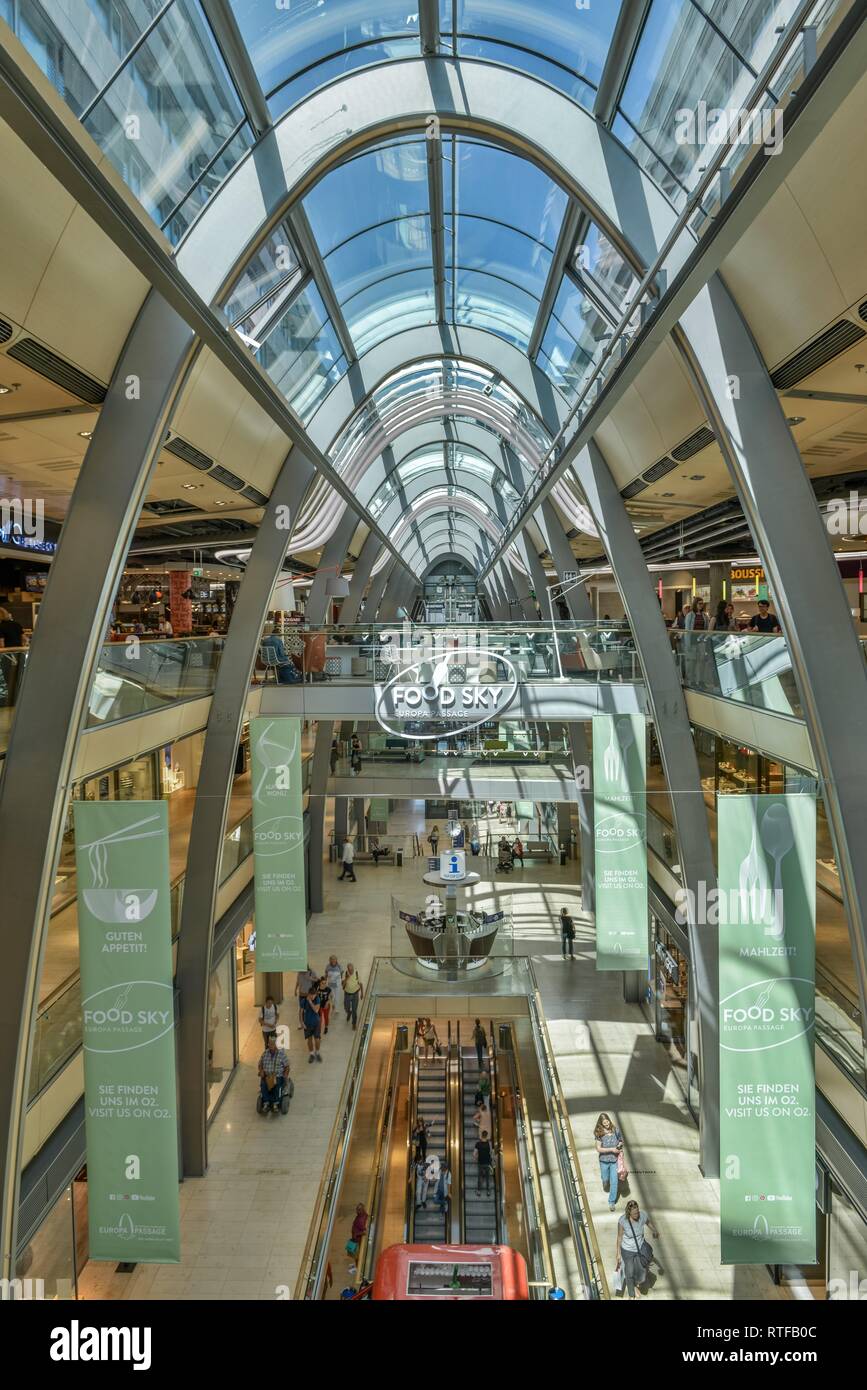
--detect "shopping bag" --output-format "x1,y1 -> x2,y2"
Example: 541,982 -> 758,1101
616,1149 -> 628,1181
612,1265 -> 624,1294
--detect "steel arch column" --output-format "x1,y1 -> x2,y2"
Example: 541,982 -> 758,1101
572,440 -> 719,1177
542,497 -> 596,912
176,447 -> 316,1176
0,292 -> 198,1277
678,279 -> 867,1024
306,511 -> 366,914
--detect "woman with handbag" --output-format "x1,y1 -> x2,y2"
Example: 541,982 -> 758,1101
594,1112 -> 624,1210
615,1200 -> 659,1300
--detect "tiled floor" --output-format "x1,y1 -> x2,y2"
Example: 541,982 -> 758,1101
78,800 -> 785,1301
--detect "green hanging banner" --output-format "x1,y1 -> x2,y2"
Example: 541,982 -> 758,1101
592,714 -> 648,969
717,794 -> 816,1265
74,801 -> 180,1264
251,716 -> 308,971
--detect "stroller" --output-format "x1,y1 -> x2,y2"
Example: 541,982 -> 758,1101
497,839 -> 514,874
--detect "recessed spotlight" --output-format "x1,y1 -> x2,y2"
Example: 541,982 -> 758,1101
78,430 -> 93,439
181,483 -> 198,490
214,500 -> 228,506
690,474 -> 705,481
0,383 -> 21,395
786,416 -> 805,426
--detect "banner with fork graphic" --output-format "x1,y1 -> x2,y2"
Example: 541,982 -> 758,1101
592,714 -> 648,970
718,793 -> 816,1264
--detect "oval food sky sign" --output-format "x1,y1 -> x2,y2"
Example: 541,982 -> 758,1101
375,647 -> 519,740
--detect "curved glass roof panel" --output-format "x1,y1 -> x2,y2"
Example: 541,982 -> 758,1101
256,283 -> 347,421
440,0 -> 623,104
230,0 -> 418,100
615,0 -> 799,210
303,140 -> 430,257
538,275 -> 611,404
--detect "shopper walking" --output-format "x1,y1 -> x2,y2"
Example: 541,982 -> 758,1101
512,835 -> 524,867
472,1019 -> 488,1070
330,739 -> 339,775
294,966 -> 317,1030
428,824 -> 440,857
749,598 -> 781,633
559,906 -> 576,959
302,981 -> 323,1064
475,1131 -> 494,1196
343,963 -> 363,1029
595,1112 -> 624,1210
325,955 -> 343,1014
317,975 -> 332,1034
259,995 -> 279,1045
615,1200 -> 660,1300
422,1018 -> 440,1059
339,837 -> 356,882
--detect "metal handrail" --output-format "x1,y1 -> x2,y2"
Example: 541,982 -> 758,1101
405,1025 -> 420,1243
451,1020 -> 464,1243
356,1027 -> 402,1289
505,1021 -> 557,1295
489,1017 -> 505,1244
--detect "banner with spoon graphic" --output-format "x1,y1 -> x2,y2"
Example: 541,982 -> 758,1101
718,793 -> 816,1265
74,801 -> 180,1263
592,714 -> 648,970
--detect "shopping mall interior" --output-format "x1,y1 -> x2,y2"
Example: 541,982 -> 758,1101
1,0 -> 867,1322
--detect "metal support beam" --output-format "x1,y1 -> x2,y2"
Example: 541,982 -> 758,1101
176,447 -> 315,1176
0,293 -> 198,1278
419,0 -> 441,56
528,201 -> 584,360
288,203 -> 357,365
199,0 -> 271,136
594,0 -> 652,125
426,125 -> 447,324
678,279 -> 867,1025
572,439 -> 720,1177
306,511 -> 369,913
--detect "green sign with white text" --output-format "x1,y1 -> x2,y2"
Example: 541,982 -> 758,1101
251,717 -> 307,971
592,714 -> 648,970
74,801 -> 180,1264
718,794 -> 816,1265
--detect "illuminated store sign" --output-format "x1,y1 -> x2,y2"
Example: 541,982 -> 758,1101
374,648 -> 519,740
0,524 -> 56,554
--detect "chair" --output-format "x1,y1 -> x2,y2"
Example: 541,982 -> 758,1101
258,643 -> 279,684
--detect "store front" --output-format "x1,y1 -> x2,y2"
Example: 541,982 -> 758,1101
207,946 -> 238,1119
646,910 -> 699,1121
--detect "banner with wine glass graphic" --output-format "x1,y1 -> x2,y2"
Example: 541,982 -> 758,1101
592,714 -> 648,969
73,801 -> 180,1263
717,794 -> 816,1265
251,716 -> 308,970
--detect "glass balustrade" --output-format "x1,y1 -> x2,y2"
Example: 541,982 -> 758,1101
669,629 -> 803,718
1,637 -> 225,755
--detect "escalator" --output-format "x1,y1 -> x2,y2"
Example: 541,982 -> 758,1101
460,1025 -> 500,1244
412,1049 -> 450,1242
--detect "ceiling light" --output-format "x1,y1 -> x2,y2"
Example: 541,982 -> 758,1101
690,475 -> 705,481
786,416 -> 805,426
0,382 -> 20,395
181,483 -> 197,490
214,500 -> 228,506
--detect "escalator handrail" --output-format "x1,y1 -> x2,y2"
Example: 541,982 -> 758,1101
505,1021 -> 558,1294
405,1024 -> 420,1243
488,1017 -> 505,1244
356,1026 -> 404,1288
452,1020 -> 464,1243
